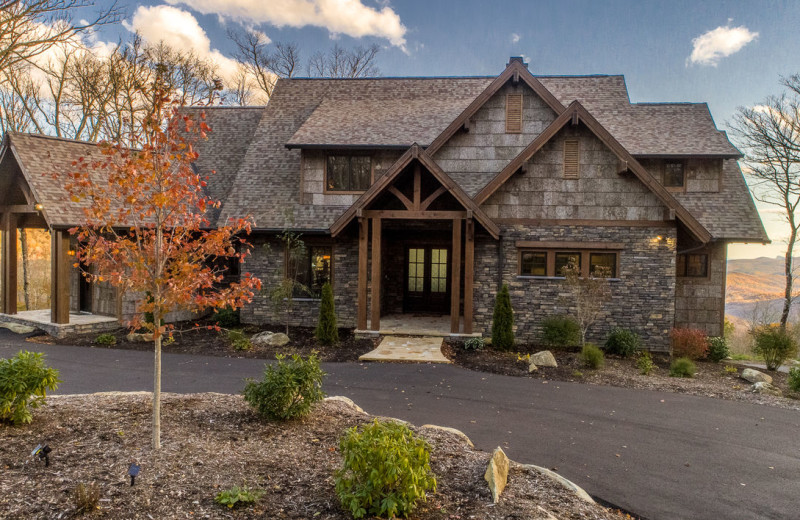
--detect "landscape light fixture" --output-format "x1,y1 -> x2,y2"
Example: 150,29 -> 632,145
31,444 -> 52,466
128,461 -> 140,486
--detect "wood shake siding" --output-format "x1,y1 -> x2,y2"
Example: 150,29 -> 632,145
675,241 -> 727,336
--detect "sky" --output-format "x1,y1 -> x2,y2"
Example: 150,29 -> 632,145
82,0 -> 800,260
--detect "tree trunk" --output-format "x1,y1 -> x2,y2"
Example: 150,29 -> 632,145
19,228 -> 30,310
780,229 -> 797,329
152,308 -> 162,450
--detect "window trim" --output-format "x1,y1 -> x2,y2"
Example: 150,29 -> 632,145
517,246 -> 621,279
663,160 -> 686,192
283,241 -> 335,299
323,153 -> 374,194
677,252 -> 709,279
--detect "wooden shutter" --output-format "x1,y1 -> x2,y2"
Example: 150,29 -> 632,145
506,93 -> 523,133
564,139 -> 579,178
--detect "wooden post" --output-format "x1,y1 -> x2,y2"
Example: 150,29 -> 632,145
370,218 -> 381,331
2,213 -> 17,315
50,230 -> 70,324
357,217 -> 368,330
450,218 -> 462,333
463,219 -> 475,334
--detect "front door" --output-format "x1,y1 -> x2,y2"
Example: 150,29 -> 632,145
404,245 -> 450,314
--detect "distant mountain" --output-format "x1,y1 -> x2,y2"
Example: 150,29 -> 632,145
725,256 -> 799,324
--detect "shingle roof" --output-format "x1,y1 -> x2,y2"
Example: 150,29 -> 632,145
4,133 -> 105,227
673,160 -> 769,242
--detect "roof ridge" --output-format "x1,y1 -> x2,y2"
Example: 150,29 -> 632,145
10,132 -> 99,146
282,76 -> 497,81
632,102 -> 707,107
183,105 -> 268,110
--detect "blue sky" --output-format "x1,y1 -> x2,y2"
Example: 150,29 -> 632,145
87,0 -> 800,260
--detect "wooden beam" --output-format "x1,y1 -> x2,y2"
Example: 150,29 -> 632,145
464,219 -> 474,334
370,218 -> 381,331
357,217 -> 368,330
413,164 -> 421,210
515,240 -> 625,250
387,186 -> 413,210
51,229 -> 70,324
0,204 -> 39,214
450,219 -> 462,333
1,213 -> 17,314
419,186 -> 447,211
362,210 -> 467,220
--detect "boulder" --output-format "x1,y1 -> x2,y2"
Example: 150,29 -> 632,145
528,361 -> 538,372
484,447 -> 510,503
251,331 -> 290,347
531,350 -> 558,368
421,424 -> 475,448
752,382 -> 782,397
126,332 -> 153,343
741,368 -> 772,385
0,322 -> 36,334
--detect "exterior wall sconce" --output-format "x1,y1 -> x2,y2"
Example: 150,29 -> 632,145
34,203 -> 43,211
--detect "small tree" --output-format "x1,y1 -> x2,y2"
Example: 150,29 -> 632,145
315,281 -> 338,345
560,262 -> 611,346
492,284 -> 514,350
64,91 -> 261,449
269,229 -> 309,336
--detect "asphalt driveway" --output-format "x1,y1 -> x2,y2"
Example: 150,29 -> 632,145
2,329 -> 798,519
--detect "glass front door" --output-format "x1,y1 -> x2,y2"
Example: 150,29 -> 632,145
404,245 -> 450,314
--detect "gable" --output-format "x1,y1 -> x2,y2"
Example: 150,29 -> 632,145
481,124 -> 667,221
433,81 -> 560,197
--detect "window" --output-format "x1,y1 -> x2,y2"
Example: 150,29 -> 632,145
407,248 -> 425,292
506,93 -> 523,133
677,253 -> 707,277
664,161 -> 685,188
291,245 -> 332,297
555,252 -> 581,276
564,139 -> 580,179
520,251 -> 547,276
589,252 -> 617,278
326,155 -> 371,192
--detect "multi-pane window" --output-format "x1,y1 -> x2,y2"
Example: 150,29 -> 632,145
589,252 -> 617,278
677,253 -> 708,277
407,248 -> 425,292
555,252 -> 582,276
664,161 -> 685,188
292,245 -> 332,297
326,155 -> 371,192
520,251 -> 547,276
430,248 -> 448,293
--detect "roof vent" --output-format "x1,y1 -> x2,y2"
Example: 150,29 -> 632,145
507,56 -> 529,69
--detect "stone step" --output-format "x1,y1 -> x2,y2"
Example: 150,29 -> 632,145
359,335 -> 451,363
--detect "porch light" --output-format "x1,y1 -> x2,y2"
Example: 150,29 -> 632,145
34,203 -> 43,211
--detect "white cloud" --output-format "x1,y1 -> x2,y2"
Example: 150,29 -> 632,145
167,0 -> 407,49
687,24 -> 758,66
124,5 -> 242,85
511,33 -> 520,44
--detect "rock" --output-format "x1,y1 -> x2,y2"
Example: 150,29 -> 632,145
741,368 -> 772,385
752,382 -> 782,397
421,424 -> 475,448
484,447 -> 510,503
523,464 -> 595,504
528,361 -> 538,372
126,332 -> 153,342
324,396 -> 367,415
251,331 -> 290,347
0,322 -> 36,334
531,350 -> 558,368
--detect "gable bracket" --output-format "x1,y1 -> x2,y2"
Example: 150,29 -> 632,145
388,185 -> 413,210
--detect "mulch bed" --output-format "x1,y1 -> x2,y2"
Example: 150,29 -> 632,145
443,342 -> 800,411
0,393 -> 617,519
36,323 -> 378,363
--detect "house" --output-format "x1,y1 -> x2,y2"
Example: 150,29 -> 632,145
0,58 -> 768,348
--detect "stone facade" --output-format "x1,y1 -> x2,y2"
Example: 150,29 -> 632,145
675,241 -> 727,337
471,225 -> 677,350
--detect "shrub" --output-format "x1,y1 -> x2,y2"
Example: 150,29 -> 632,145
74,482 -> 100,515
581,343 -> 604,369
243,353 -> 326,421
636,350 -> 655,375
669,357 -> 696,378
541,315 -> 580,348
723,364 -> 739,375
0,351 -> 61,425
315,282 -> 339,346
95,333 -> 117,346
670,328 -> 709,360
227,329 -> 252,351
214,486 -> 263,509
604,328 -> 641,358
211,306 -> 240,328
335,420 -> 436,519
751,325 -> 798,371
707,337 -> 730,363
491,284 -> 514,350
788,367 -> 800,393
463,337 -> 485,351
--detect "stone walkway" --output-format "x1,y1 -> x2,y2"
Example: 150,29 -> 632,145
359,335 -> 451,363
